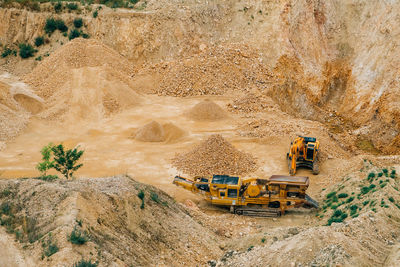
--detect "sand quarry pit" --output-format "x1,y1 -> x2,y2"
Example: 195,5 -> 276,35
1,2 -> 400,265
0,43 -> 392,266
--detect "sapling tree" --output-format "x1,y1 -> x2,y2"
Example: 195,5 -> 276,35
36,143 -> 55,176
51,144 -> 84,179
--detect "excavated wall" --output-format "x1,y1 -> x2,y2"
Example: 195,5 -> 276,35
1,0 -> 400,152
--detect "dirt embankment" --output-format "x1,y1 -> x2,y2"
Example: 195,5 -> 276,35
214,158 -> 400,267
0,176 -> 221,266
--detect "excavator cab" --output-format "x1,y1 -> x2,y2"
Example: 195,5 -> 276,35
287,136 -> 320,175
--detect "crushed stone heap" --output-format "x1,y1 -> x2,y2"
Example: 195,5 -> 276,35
172,134 -> 257,176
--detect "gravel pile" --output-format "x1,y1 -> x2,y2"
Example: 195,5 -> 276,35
172,134 -> 257,176
137,45 -> 272,97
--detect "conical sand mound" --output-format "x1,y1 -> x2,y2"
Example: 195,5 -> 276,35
135,121 -> 166,142
172,134 -> 257,176
187,99 -> 226,121
163,122 -> 187,143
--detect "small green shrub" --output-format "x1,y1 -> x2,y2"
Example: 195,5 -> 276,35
372,208 -> 377,212
389,197 -> 395,203
69,29 -> 81,40
369,184 -> 376,189
247,245 -> 254,251
44,18 -> 57,34
383,168 -> 389,177
338,193 -> 348,198
367,172 -> 375,181
68,227 -> 88,245
150,192 -> 160,203
73,259 -> 98,267
56,19 -> 68,32
378,172 -> 383,177
2,47 -> 16,58
42,233 -> 59,257
138,190 -> 145,209
390,169 -> 396,178
45,18 -> 68,35
327,191 -> 336,198
361,186 -> 370,195
138,190 -> 145,200
19,43 -> 36,58
261,237 -> 266,243
380,182 -> 387,188
0,202 -> 12,216
330,195 -> 339,203
34,36 -> 44,47
35,56 -> 42,61
327,208 -> 349,225
333,209 -> 343,217
73,18 -> 83,28
54,2 -> 63,13
363,200 -> 370,206
81,33 -> 90,39
93,10 -> 98,18
349,205 -> 358,215
67,3 -> 78,10
346,196 -> 354,203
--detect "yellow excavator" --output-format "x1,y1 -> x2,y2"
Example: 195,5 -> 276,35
173,174 -> 318,217
287,136 -> 320,175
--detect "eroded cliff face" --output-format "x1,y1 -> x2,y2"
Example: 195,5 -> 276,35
1,0 -> 400,152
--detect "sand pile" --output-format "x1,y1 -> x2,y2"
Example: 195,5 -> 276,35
187,99 -> 226,121
163,122 -> 187,143
38,66 -> 141,122
135,121 -> 166,142
135,121 -> 187,143
172,134 -> 257,176
24,38 -> 134,99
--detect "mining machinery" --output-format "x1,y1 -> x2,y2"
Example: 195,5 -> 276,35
173,174 -> 318,217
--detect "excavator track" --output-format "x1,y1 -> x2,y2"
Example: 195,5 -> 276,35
234,207 -> 281,218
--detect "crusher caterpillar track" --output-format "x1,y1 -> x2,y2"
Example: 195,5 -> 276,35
173,174 -> 318,217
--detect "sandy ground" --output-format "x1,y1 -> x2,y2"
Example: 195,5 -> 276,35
0,89 -> 345,203
0,228 -> 33,267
